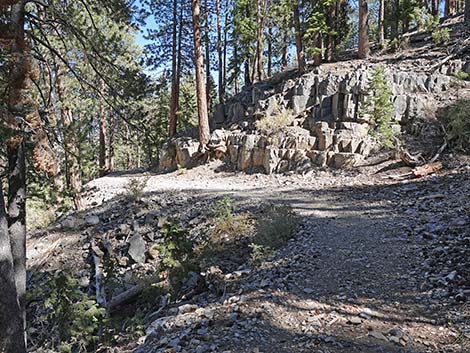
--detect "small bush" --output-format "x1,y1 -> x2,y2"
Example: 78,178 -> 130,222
210,196 -> 235,219
389,37 -> 409,52
454,71 -> 470,81
249,243 -> 275,265
361,66 -> 396,148
27,198 -> 56,230
432,27 -> 450,44
30,272 -> 105,352
445,99 -> 470,153
248,205 -> 299,264
256,108 -> 294,135
124,177 -> 149,202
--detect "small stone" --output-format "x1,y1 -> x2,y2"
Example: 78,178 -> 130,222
178,304 -> 198,315
369,331 -> 388,341
196,328 -> 208,335
303,288 -> 314,294
85,215 -> 100,226
348,317 -> 362,325
128,234 -> 146,263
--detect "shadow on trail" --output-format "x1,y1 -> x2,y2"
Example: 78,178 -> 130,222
28,169 -> 470,353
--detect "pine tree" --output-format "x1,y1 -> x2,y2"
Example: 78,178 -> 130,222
358,0 -> 370,58
191,0 -> 211,146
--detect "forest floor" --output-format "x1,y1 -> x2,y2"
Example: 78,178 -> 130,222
28,158 -> 470,353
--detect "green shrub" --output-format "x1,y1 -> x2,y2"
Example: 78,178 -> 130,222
256,108 -> 294,135
445,99 -> 470,153
361,65 -> 396,148
27,198 -> 56,230
454,71 -> 470,81
249,205 -> 299,264
249,243 -> 275,265
31,272 -> 105,352
124,176 -> 149,202
210,196 -> 235,219
432,27 -> 450,44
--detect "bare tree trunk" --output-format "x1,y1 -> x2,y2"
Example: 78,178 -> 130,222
281,28 -> 288,69
55,67 -> 83,210
379,0 -> 385,46
223,0 -> 229,97
267,25 -> 272,77
107,109 -> 115,172
432,0 -> 440,15
293,1 -> 306,72
254,0 -> 265,82
203,0 -> 212,110
445,0 -> 457,15
169,0 -> 179,137
216,0 -> 224,104
0,179 -> 25,353
2,3 -> 29,350
358,0 -> 370,59
98,79 -> 108,177
192,0 -> 211,146
392,0 -> 399,39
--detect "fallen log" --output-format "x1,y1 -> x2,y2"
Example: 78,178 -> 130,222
107,284 -> 142,310
412,162 -> 443,178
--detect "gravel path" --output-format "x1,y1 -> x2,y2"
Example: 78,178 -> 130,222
67,163 -> 470,352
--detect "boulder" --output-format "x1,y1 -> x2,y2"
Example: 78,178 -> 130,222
128,234 -> 146,264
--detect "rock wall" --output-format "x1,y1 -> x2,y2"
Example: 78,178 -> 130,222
160,60 -> 470,174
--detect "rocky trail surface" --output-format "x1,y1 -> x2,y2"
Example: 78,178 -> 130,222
28,161 -> 470,353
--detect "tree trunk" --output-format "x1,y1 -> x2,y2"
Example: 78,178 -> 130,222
7,140 -> 27,346
216,0 -> 224,104
169,0 -> 179,137
267,25 -> 273,77
55,67 -> 83,210
2,3 -> 29,350
325,2 -> 335,61
391,0 -> 399,39
254,0 -> 264,82
293,1 -> 306,72
203,0 -> 212,110
358,0 -> 370,59
107,109 -> 115,172
379,0 -> 385,46
0,178 -> 25,353
98,79 -> 108,177
432,0 -> 440,15
281,28 -> 288,69
192,0 -> 211,146
222,0 -> 229,99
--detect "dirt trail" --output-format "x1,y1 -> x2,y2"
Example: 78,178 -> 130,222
31,163 -> 470,353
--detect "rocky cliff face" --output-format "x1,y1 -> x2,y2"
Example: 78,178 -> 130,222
160,58 -> 470,174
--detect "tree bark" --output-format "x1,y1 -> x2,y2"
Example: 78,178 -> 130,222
0,178 -> 25,353
98,79 -> 108,177
466,0 -> 470,21
192,0 -> 211,146
358,0 -> 370,59
281,28 -> 288,70
216,0 -> 224,104
2,3 -> 29,350
254,0 -> 264,82
431,0 -> 440,16
203,0 -> 212,110
293,1 -> 305,72
169,0 -> 179,137
379,0 -> 385,47
267,25 -> 273,77
55,66 -> 83,210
